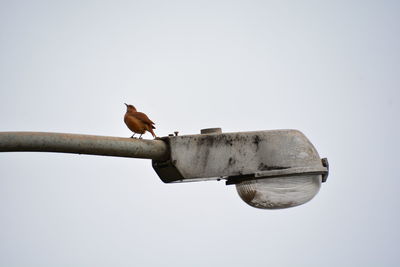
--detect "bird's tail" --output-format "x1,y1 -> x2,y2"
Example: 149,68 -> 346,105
148,128 -> 156,138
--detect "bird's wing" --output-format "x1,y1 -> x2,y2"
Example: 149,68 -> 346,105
131,112 -> 155,125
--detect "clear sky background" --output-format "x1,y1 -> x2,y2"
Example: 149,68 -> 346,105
1,1 -> 399,266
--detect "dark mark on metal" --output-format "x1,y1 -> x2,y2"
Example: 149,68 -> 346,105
258,163 -> 290,171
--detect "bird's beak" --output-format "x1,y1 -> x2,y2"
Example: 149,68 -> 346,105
124,103 -> 128,107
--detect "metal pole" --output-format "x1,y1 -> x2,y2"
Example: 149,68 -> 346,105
0,132 -> 169,161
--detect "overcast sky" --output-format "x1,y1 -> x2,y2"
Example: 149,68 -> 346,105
1,1 -> 399,266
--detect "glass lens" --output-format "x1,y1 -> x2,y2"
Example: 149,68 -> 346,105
236,175 -> 321,209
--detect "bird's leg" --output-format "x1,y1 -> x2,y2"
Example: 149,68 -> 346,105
130,133 -> 136,138
139,134 -> 143,139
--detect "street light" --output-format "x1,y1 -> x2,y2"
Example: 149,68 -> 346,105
152,128 -> 328,209
0,128 -> 328,209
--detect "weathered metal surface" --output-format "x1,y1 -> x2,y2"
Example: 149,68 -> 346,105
153,129 -> 327,182
152,129 -> 328,209
0,132 -> 169,161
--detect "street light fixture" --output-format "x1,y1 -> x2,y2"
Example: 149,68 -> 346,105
0,128 -> 328,209
152,128 -> 328,209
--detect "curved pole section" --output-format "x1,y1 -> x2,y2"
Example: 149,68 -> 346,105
0,132 -> 169,161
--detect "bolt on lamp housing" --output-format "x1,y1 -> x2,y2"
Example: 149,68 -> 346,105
152,129 -> 328,209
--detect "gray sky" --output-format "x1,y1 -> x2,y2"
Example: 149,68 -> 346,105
1,0 -> 399,266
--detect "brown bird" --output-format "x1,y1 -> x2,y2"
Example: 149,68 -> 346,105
124,103 -> 156,139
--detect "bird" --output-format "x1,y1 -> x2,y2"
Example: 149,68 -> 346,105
124,103 -> 156,139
